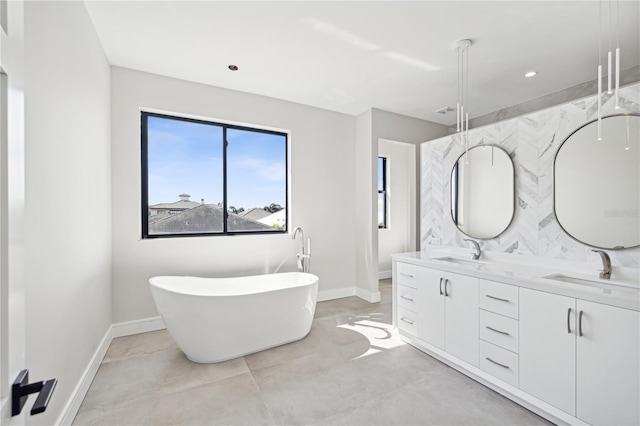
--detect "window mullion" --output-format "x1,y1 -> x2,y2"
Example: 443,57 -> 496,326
223,126 -> 228,234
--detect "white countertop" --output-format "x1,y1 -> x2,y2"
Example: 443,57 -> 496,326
392,249 -> 640,311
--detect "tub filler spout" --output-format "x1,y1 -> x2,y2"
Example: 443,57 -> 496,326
292,226 -> 311,273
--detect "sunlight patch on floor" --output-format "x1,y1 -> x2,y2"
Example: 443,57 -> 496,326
337,319 -> 404,360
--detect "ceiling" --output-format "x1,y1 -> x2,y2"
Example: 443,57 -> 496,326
84,1 -> 640,126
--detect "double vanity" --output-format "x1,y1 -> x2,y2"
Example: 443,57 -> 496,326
391,249 -> 639,426
397,104 -> 640,424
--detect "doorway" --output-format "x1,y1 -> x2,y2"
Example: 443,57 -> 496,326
377,139 -> 416,280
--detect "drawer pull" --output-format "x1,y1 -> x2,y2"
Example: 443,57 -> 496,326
400,272 -> 414,278
400,295 -> 414,302
400,317 -> 414,325
485,326 -> 510,336
485,357 -> 510,369
485,294 -> 510,303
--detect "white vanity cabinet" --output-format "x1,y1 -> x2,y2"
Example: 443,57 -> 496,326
478,280 -> 519,387
417,266 -> 479,367
396,262 -> 420,337
519,288 -> 576,415
576,299 -> 639,426
520,288 -> 640,425
415,266 -> 445,348
395,263 -> 479,366
393,253 -> 640,426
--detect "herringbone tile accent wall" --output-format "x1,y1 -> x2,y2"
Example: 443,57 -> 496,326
421,83 -> 640,268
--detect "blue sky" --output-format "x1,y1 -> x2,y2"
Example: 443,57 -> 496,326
147,116 -> 286,209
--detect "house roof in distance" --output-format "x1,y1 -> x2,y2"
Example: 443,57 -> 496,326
148,204 -> 273,235
239,207 -> 272,222
149,199 -> 202,210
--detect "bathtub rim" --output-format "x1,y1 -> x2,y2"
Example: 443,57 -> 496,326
149,271 -> 319,298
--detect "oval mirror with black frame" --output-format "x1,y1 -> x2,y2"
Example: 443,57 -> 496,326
450,145 -> 515,239
554,114 -> 639,249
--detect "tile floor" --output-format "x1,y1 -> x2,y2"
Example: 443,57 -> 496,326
73,280 -> 549,425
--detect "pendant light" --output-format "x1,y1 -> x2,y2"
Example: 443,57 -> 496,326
615,0 -> 621,109
598,0 -> 622,139
625,115 -> 630,151
597,0 -> 603,140
455,39 -> 472,162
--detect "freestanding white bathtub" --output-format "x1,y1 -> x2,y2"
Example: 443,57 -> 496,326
149,272 -> 319,363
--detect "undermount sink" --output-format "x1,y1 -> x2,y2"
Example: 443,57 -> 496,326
432,256 -> 485,267
543,274 -> 640,294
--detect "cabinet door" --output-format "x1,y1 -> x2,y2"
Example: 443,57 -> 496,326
417,267 -> 445,349
519,288 -> 576,415
576,300 -> 640,426
445,272 -> 479,366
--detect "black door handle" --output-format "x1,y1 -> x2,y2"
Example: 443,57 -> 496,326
12,369 -> 57,416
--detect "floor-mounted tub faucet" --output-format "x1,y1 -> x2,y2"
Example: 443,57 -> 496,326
292,227 -> 310,273
292,226 -> 304,249
463,239 -> 481,260
591,249 -> 612,280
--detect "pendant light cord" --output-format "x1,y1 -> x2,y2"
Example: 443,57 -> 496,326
599,0 -> 602,66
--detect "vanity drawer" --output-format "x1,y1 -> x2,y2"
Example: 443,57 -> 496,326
397,307 -> 418,336
480,309 -> 519,353
397,262 -> 418,288
480,340 -> 519,388
397,284 -> 419,310
479,280 -> 519,319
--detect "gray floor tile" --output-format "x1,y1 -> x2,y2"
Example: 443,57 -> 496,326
74,373 -> 272,426
79,345 -> 249,411
74,280 -> 548,426
103,329 -> 177,363
315,368 -> 550,425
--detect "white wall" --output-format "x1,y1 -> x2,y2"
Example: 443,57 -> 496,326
354,110 -> 376,301
24,2 -> 112,425
378,140 -> 415,278
111,67 -> 357,323
355,108 -> 448,300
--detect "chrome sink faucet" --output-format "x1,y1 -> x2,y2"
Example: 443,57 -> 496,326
463,239 -> 481,260
591,249 -> 612,280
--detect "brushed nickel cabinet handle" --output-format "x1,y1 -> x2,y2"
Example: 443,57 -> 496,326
567,307 -> 572,334
400,295 -> 414,302
485,294 -> 510,302
444,279 -> 449,297
400,272 -> 414,278
400,317 -> 414,325
485,357 -> 510,369
578,310 -> 584,337
439,277 -> 443,295
486,326 -> 510,336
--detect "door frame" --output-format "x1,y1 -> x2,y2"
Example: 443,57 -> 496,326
0,0 -> 26,423
376,138 -> 417,280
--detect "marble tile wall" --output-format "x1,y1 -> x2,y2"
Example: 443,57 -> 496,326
421,83 -> 640,268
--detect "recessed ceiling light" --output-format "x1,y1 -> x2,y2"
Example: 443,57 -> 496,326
524,71 -> 538,78
228,65 -> 239,71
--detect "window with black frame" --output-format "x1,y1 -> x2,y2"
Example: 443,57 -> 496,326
141,112 -> 288,238
378,156 -> 387,229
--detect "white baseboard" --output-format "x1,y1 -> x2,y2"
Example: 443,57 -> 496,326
56,316 -> 167,425
317,287 -> 355,302
56,327 -> 112,426
111,316 -> 166,338
356,287 -> 381,303
378,270 -> 392,280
